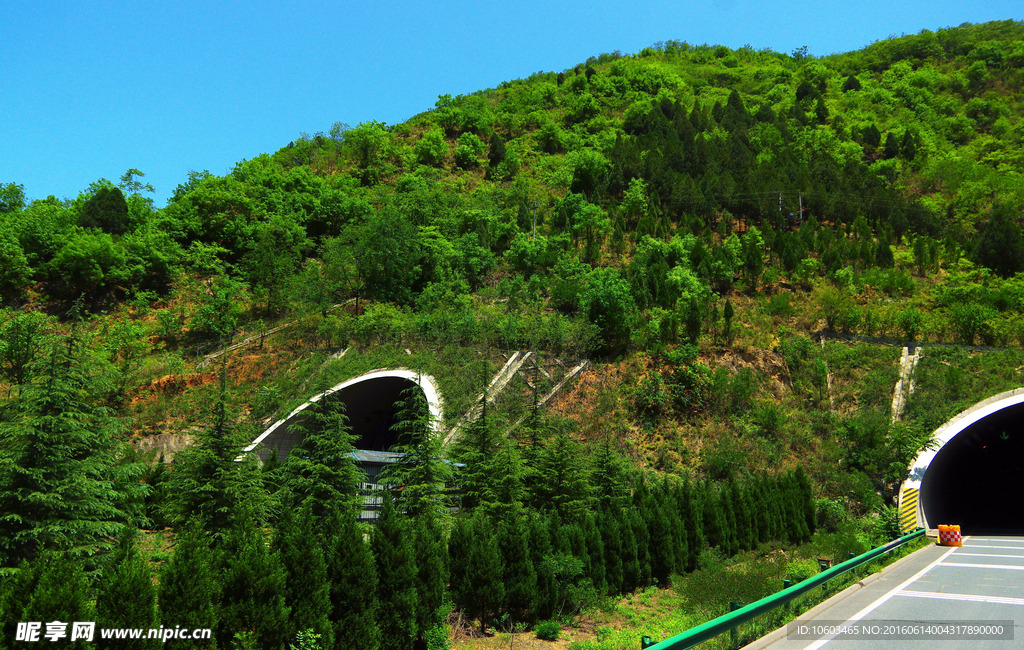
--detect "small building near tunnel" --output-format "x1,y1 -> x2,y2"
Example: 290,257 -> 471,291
243,368 -> 446,519
900,386 -> 1024,535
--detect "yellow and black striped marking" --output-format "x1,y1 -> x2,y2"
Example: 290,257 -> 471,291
899,487 -> 920,534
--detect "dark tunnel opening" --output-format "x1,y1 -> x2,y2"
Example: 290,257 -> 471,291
258,376 -> 426,461
921,402 -> 1024,535
324,376 -> 420,451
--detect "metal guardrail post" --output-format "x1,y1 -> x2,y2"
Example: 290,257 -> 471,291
640,529 -> 925,650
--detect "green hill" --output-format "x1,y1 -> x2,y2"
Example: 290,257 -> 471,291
3,20 -> 1024,647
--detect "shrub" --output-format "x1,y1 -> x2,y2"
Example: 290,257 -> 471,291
535,621 -> 561,641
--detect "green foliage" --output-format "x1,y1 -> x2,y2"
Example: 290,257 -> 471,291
535,620 -> 561,641
282,398 -> 365,515
581,267 -> 636,354
159,521 -> 220,649
416,127 -> 448,166
381,384 -> 453,518
275,507 -> 333,649
80,185 -> 131,234
453,132 -> 485,169
372,496 -> 419,649
322,506 -> 380,650
0,328 -> 144,568
216,517 -> 290,650
96,527 -> 158,649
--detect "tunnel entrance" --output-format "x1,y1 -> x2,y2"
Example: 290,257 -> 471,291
921,402 -> 1024,534
245,370 -> 444,463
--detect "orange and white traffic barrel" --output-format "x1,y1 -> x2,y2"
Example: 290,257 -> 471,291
938,524 -> 962,547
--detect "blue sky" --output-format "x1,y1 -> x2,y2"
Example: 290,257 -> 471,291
1,1 -> 1020,206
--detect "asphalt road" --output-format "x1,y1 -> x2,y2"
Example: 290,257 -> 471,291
749,535 -> 1024,650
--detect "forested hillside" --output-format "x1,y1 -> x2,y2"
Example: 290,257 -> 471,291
2,20 -> 1024,650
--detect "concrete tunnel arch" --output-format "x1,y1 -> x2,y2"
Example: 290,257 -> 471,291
900,387 -> 1024,534
244,368 -> 445,462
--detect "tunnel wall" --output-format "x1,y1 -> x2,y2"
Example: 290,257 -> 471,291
243,368 -> 444,462
900,386 -> 1024,531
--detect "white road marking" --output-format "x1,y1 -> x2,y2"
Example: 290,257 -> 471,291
968,538 -> 1024,543
936,562 -> 1024,571
963,544 -> 1024,550
897,590 -> 1024,606
952,552 -> 1024,559
800,546 -> 958,650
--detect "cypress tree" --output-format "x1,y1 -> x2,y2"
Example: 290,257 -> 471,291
21,550 -> 95,650
530,432 -> 591,522
157,521 -> 219,650
0,558 -> 41,643
412,514 -> 449,643
382,384 -> 453,519
275,506 -> 332,649
372,495 -> 419,650
323,506 -> 379,650
677,480 -> 703,572
527,512 -> 556,618
581,512 -> 606,595
215,514 -> 290,650
163,367 -> 272,536
497,510 -> 538,623
589,438 -> 628,510
646,490 -> 676,586
629,506 -> 652,588
481,440 -> 528,520
96,526 -> 158,649
284,398 -> 365,515
456,418 -> 499,511
0,329 -> 144,567
597,508 -> 624,594
461,513 -> 505,633
620,510 -> 640,593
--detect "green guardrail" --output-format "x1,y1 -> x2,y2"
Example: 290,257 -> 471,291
641,528 -> 926,650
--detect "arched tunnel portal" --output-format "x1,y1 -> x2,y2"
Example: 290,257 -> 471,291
244,369 -> 444,463
901,388 -> 1024,535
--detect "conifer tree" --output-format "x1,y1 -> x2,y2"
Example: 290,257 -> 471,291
158,521 -> 219,650
382,384 -> 453,519
456,418 -> 499,511
283,397 -> 365,515
0,327 -> 143,567
275,506 -> 332,649
372,495 -> 419,650
677,480 -> 703,572
20,550 -> 95,650
628,506 -> 652,587
619,509 -> 641,593
530,432 -> 591,522
589,438 -> 628,509
645,490 -> 676,585
497,510 -> 538,622
481,440 -> 528,520
162,366 -> 272,536
215,511 -> 290,650
597,508 -> 624,594
322,506 -> 379,650
412,514 -> 449,643
96,526 -> 158,649
0,557 -> 40,642
581,512 -> 606,595
455,512 -> 505,633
